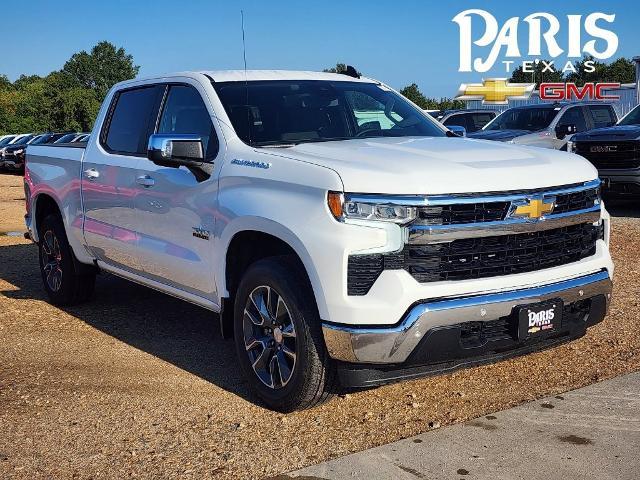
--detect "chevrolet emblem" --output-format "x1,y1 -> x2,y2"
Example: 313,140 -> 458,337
511,198 -> 555,219
455,78 -> 535,105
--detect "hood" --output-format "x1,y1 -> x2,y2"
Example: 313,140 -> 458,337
467,129 -> 533,142
573,125 -> 640,142
267,136 -> 597,195
4,144 -> 27,152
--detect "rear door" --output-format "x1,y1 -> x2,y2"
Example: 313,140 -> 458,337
82,84 -> 164,272
131,82 -> 221,299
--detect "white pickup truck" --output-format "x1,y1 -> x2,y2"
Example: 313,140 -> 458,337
24,70 -> 613,412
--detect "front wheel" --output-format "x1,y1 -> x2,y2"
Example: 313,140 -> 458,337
233,256 -> 336,412
38,213 -> 96,306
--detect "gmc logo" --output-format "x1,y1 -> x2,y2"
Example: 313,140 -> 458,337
591,145 -> 618,153
539,82 -> 620,101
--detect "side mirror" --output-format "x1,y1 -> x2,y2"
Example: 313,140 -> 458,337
555,124 -> 577,140
447,125 -> 466,137
147,134 -> 204,168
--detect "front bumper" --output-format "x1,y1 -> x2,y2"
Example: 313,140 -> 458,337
1,157 -> 24,170
600,172 -> 640,197
323,270 -> 612,368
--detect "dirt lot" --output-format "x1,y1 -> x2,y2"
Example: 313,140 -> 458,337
0,172 -> 639,479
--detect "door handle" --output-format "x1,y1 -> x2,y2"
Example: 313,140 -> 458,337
136,175 -> 155,188
83,168 -> 99,181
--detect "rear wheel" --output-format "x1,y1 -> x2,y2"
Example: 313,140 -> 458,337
38,213 -> 96,306
234,256 -> 336,412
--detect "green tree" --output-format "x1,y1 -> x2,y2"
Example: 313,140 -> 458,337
63,41 -> 139,100
0,75 -> 12,91
509,60 -> 564,88
606,57 -> 636,84
11,77 -> 52,132
323,63 -> 348,74
54,88 -> 101,132
399,83 -> 465,111
400,83 -> 429,108
0,41 -> 138,134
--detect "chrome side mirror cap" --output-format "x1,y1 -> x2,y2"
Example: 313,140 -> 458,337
147,134 -> 204,168
447,125 -> 467,137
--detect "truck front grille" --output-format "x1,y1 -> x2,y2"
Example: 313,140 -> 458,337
347,223 -> 598,295
416,202 -> 509,225
575,141 -> 640,169
413,185 -> 599,226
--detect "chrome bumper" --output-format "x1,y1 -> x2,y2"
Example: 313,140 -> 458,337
322,270 -> 612,364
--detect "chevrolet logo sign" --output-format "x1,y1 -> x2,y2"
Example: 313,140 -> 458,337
511,198 -> 555,220
455,78 -> 536,105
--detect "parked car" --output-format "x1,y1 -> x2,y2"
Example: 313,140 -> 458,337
2,134 -> 47,172
34,132 -> 73,144
570,103 -> 640,198
1,134 -> 36,171
0,135 -> 17,148
0,133 -> 33,157
1,133 -> 70,173
71,133 -> 90,143
438,109 -> 497,133
53,133 -> 82,144
469,102 -> 618,150
25,70 -> 613,411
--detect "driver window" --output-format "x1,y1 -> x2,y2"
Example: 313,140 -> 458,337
558,107 -> 587,132
344,91 -> 405,132
157,85 -> 219,160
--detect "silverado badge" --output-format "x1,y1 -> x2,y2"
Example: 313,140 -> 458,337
192,226 -> 211,241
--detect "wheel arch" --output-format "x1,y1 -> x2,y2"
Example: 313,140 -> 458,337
217,217 -> 328,337
32,192 -> 63,242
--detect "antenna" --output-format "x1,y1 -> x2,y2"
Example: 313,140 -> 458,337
241,10 -> 252,145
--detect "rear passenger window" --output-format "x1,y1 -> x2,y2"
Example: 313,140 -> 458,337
157,85 -> 218,160
589,105 -> 617,129
104,86 -> 162,155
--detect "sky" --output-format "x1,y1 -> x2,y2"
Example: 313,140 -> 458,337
2,0 -> 639,98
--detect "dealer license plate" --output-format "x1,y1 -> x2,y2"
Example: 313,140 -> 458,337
518,300 -> 562,339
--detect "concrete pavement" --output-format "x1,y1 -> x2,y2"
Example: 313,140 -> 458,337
283,371 -> 640,480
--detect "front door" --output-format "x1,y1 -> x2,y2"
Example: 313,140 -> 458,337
132,83 -> 220,299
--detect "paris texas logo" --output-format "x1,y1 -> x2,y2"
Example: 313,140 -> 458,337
452,10 -> 620,104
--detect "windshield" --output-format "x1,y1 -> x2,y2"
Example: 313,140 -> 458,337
12,135 -> 34,146
31,134 -> 53,145
0,136 -> 15,147
485,107 -> 558,132
213,80 -> 445,146
54,133 -> 78,143
618,105 -> 640,126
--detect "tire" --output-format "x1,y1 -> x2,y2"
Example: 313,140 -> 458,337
233,255 -> 336,412
38,213 -> 96,306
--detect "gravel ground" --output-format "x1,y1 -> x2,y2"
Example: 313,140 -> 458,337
0,173 -> 639,479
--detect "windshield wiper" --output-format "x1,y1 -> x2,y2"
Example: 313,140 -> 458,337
252,140 -> 297,148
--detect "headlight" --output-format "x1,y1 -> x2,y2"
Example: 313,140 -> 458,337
328,192 -> 417,224
14,149 -> 24,156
